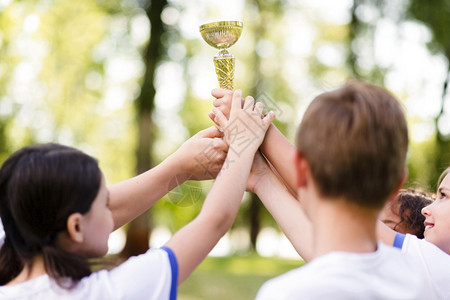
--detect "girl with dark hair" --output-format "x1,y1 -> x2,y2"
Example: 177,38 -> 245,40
0,124 -> 228,251
0,90 -> 274,299
380,188 -> 434,238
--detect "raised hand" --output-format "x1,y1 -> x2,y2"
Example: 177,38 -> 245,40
212,90 -> 274,155
209,88 -> 242,126
171,126 -> 228,180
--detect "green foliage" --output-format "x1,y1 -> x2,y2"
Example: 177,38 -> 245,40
408,0 -> 450,56
179,254 -> 303,300
181,95 -> 215,137
152,181 -> 207,232
0,0 -> 138,183
406,0 -> 450,186
407,136 -> 440,192
2,0 -> 450,255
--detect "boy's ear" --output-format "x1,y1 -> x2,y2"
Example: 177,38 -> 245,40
67,213 -> 84,243
294,150 -> 308,188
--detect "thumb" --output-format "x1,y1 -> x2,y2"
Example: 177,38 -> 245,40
195,126 -> 224,139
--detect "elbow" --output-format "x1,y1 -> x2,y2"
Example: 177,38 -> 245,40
200,211 -> 234,237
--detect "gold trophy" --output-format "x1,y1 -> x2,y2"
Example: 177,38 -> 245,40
199,21 -> 243,90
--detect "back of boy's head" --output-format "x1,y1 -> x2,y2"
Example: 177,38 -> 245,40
0,144 -> 102,286
296,80 -> 408,209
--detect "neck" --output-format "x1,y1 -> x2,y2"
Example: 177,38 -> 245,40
7,255 -> 46,285
311,198 -> 379,258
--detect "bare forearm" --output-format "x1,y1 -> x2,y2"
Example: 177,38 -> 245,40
165,150 -> 255,283
377,220 -> 396,246
204,150 -> 253,209
109,155 -> 187,230
255,171 -> 314,261
260,124 -> 298,195
165,90 -> 274,284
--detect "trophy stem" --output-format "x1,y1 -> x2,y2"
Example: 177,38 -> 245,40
214,51 -> 235,90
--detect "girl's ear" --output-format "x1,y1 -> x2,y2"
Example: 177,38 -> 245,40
67,213 -> 84,243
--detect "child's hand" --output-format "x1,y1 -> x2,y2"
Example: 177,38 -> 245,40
173,126 -> 228,180
209,88 -> 244,126
212,90 -> 274,155
247,151 -> 272,193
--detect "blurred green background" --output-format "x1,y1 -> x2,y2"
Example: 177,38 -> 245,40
178,255 -> 303,300
1,0 -> 450,297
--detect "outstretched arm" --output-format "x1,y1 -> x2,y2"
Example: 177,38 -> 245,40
109,126 -> 228,230
247,151 -> 315,262
376,220 -> 397,246
210,88 -> 298,195
165,90 -> 274,283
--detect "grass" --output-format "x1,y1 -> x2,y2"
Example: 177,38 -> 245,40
178,254 -> 304,300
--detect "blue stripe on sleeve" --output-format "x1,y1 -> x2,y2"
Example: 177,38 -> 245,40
161,246 -> 178,300
393,233 -> 406,249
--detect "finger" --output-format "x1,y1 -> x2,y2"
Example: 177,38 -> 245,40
195,126 -> 224,139
209,111 -> 221,128
262,111 -> 275,130
231,89 -> 243,114
208,111 -> 216,122
243,95 -> 255,111
212,138 -> 229,153
213,98 -> 222,107
254,102 -> 264,116
212,108 -> 228,129
211,88 -> 233,98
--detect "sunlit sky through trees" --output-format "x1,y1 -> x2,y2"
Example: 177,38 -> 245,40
1,0 -> 447,155
1,0 -> 449,256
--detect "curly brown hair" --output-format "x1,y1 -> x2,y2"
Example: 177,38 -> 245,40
391,188 -> 434,238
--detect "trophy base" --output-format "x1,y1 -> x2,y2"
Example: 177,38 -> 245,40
214,56 -> 235,90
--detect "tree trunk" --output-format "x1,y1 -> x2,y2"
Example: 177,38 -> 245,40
248,193 -> 261,250
120,0 -> 167,259
245,0 -> 268,251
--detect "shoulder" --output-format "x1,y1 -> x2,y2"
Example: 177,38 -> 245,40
0,248 -> 176,300
257,248 -> 430,300
401,234 -> 450,261
391,236 -> 450,299
104,247 -> 177,299
112,247 -> 175,273
0,275 -> 104,299
256,266 -> 313,300
256,254 -> 349,300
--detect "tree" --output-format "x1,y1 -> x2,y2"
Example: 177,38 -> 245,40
120,0 -> 168,258
408,0 -> 450,187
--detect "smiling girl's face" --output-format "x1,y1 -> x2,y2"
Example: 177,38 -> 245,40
422,172 -> 450,254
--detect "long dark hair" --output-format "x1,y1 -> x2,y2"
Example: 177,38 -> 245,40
0,144 -> 102,287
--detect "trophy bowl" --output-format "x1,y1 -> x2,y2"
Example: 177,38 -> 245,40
199,21 -> 243,49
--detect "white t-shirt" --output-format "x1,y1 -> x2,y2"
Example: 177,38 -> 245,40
394,233 -> 450,299
0,247 -> 178,300
256,242 -> 429,300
